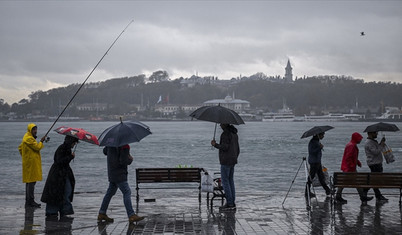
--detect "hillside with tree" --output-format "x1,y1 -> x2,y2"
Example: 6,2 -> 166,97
1,70 -> 401,120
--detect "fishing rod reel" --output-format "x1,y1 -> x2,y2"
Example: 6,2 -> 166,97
44,137 -> 50,143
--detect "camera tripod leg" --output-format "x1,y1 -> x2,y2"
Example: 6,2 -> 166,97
282,157 -> 305,206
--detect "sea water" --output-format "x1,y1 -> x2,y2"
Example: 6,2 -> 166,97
1,121 -> 401,197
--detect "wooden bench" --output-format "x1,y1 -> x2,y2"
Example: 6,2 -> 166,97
135,168 -> 204,204
331,172 -> 402,204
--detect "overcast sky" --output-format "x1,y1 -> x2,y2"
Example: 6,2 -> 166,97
1,1 -> 401,104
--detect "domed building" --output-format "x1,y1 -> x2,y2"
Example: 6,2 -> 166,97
203,94 -> 250,112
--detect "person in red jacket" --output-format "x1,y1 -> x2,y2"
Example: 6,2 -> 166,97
335,132 -> 373,204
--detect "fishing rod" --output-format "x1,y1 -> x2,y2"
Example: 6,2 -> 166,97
44,20 -> 134,138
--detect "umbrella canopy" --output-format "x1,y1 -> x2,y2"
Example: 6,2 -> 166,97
98,119 -> 152,147
301,125 -> 334,139
189,105 -> 245,125
54,126 -> 99,145
363,122 -> 400,133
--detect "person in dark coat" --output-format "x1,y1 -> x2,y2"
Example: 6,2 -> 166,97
41,135 -> 78,218
97,145 -> 144,223
305,132 -> 331,198
211,124 -> 240,210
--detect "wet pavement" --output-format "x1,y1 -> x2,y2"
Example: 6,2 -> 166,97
1,189 -> 401,234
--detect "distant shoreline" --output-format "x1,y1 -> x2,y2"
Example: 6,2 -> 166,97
2,118 -> 401,123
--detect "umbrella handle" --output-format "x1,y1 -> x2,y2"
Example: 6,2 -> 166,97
213,123 -> 217,140
73,143 -> 78,154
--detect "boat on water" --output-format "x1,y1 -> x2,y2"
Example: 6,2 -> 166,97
304,113 -> 363,122
262,112 -> 296,122
376,107 -> 402,121
262,104 -> 296,122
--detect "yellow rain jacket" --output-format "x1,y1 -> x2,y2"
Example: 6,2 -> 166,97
18,123 -> 44,183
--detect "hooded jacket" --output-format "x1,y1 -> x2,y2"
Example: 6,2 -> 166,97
18,123 -> 44,183
103,145 -> 132,183
365,137 -> 383,166
41,135 -> 77,204
308,135 -> 322,164
341,132 -> 363,172
214,125 -> 240,165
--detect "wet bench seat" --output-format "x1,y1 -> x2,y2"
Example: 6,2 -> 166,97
135,168 -> 204,204
331,172 -> 402,204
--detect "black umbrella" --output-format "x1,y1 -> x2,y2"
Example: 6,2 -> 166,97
363,122 -> 400,133
189,105 -> 245,139
98,118 -> 152,147
301,125 -> 334,139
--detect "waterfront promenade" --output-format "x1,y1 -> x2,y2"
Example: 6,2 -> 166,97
1,189 -> 401,234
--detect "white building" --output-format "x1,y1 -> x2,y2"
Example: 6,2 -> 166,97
77,103 -> 107,111
203,95 -> 250,111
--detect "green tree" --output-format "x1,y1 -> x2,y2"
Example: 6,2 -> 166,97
149,70 -> 169,83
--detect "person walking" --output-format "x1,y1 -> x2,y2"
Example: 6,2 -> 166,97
335,132 -> 373,204
305,132 -> 331,197
18,123 -> 47,208
211,123 -> 240,210
41,135 -> 78,218
98,145 -> 144,223
365,131 -> 388,201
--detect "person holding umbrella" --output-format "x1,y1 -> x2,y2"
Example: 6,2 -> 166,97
364,131 -> 388,201
305,132 -> 332,197
97,145 -> 144,223
211,123 -> 240,210
97,119 -> 150,223
41,135 -> 79,218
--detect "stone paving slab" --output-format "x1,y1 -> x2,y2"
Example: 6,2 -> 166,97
1,190 -> 401,234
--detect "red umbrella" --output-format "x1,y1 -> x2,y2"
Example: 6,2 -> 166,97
54,126 -> 99,145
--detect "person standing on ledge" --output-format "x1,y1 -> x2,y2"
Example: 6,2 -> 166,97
211,123 -> 240,211
18,123 -> 47,208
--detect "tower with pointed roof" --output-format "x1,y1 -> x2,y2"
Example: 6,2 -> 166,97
284,59 -> 293,82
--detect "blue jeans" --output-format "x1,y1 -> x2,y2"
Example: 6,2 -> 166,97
99,181 -> 135,217
46,178 -> 74,216
221,165 -> 235,206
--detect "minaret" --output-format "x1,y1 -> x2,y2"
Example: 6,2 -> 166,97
284,59 -> 293,82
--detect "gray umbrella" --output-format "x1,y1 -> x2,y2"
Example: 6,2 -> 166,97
98,118 -> 152,147
189,105 -> 245,139
301,126 -> 334,139
363,122 -> 400,133
189,105 -> 245,125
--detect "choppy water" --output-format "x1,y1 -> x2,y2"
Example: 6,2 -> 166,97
1,121 -> 401,196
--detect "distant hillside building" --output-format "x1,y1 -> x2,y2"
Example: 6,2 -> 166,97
203,95 -> 250,111
284,59 -> 293,82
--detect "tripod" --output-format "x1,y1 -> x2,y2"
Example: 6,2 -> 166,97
282,157 -> 317,210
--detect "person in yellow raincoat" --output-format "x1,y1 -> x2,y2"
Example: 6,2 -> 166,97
18,123 -> 47,208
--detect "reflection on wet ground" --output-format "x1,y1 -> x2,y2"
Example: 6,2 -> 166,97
2,190 -> 401,234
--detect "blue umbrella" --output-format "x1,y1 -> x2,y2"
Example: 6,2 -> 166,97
98,118 -> 152,147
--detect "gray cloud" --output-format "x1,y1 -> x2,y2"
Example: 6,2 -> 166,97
1,1 -> 401,103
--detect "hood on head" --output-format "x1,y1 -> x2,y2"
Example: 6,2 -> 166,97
27,123 -> 37,133
227,124 -> 238,134
351,132 -> 363,143
64,135 -> 79,145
